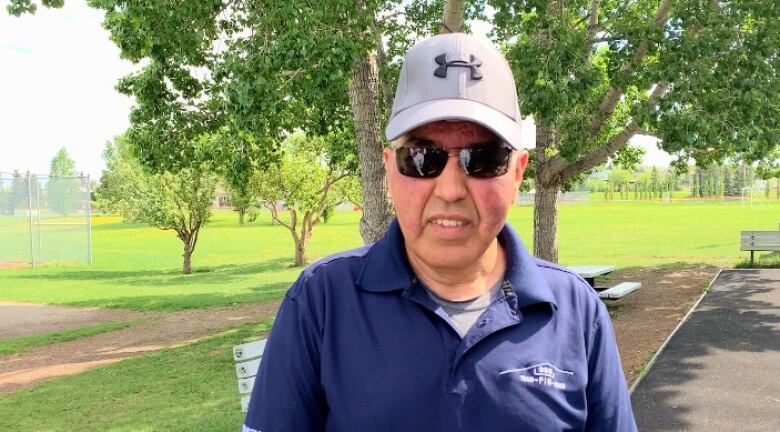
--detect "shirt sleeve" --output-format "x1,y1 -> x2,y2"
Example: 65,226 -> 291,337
584,303 -> 638,432
243,285 -> 326,432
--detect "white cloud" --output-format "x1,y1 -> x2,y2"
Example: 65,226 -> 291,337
0,1 -> 134,178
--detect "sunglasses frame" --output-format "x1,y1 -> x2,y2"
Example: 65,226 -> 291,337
391,140 -> 515,179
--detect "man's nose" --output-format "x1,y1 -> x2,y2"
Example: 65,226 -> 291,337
432,153 -> 468,202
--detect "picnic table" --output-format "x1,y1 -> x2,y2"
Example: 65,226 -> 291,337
567,264 -> 640,300
567,264 -> 616,288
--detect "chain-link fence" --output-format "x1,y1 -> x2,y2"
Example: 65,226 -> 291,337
0,172 -> 92,268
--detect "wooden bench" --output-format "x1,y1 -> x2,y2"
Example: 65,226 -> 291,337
233,338 -> 267,412
598,282 -> 641,300
741,231 -> 780,264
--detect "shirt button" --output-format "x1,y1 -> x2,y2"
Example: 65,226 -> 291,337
477,320 -> 488,328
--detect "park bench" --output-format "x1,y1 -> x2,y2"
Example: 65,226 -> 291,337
740,230 -> 780,265
233,338 -> 267,412
598,282 -> 641,300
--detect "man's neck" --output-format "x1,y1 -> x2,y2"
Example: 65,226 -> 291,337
408,240 -> 506,301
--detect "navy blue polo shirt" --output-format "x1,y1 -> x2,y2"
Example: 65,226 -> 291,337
244,220 -> 637,432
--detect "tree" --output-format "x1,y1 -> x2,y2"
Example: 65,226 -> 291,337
253,133 -> 357,266
1,170 -> 27,215
97,136 -> 216,274
489,0 -> 780,261
47,147 -> 79,216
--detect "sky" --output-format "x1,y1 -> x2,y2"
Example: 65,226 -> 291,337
0,2 -> 673,179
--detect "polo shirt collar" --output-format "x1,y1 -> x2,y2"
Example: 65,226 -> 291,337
357,219 -> 557,311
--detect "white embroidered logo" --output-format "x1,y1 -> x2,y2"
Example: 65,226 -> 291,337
499,362 -> 574,390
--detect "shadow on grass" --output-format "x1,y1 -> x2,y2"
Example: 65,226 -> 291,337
64,281 -> 291,311
631,269 -> 780,431
4,259 -> 292,287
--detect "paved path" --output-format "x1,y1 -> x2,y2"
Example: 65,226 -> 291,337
631,269 -> 780,431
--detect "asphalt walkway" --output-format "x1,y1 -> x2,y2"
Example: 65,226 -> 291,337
631,269 -> 780,431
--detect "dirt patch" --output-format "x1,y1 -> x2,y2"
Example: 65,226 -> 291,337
0,302 -> 279,394
0,301 -> 147,339
0,262 -> 29,271
607,265 -> 720,385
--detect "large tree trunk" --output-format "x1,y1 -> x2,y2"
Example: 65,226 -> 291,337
349,50 -> 394,244
440,0 -> 465,33
533,122 -> 562,263
533,179 -> 561,263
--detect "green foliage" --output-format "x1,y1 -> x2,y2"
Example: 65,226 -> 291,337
1,170 -> 27,215
49,147 -> 75,177
97,135 -> 217,273
491,0 -> 780,169
47,147 -> 80,217
6,0 -> 64,16
253,133 -> 357,265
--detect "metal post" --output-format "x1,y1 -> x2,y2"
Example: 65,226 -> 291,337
36,176 -> 41,261
86,174 -> 92,265
26,172 -> 35,268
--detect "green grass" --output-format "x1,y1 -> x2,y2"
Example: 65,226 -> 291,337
0,210 -> 364,311
0,201 -> 778,311
0,321 -> 272,432
0,321 -> 137,356
735,251 -> 780,268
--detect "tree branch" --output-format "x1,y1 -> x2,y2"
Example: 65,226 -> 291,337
586,0 -> 601,47
560,81 -> 671,180
272,207 -> 294,231
374,29 -> 395,112
586,0 -> 673,140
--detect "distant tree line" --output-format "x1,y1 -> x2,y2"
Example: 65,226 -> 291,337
583,161 -> 780,201
585,167 -> 681,201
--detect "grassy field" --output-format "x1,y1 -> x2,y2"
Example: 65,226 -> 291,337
0,321 -> 271,432
0,200 -> 778,310
1,200 -> 778,430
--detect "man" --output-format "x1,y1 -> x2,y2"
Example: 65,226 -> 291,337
243,32 -> 637,431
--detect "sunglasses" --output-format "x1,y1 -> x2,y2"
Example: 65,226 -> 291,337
393,140 -> 514,179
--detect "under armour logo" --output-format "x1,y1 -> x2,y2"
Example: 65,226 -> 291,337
434,53 -> 483,80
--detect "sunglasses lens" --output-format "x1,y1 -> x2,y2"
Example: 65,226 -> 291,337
396,147 -> 448,178
461,144 -> 513,178
395,142 -> 513,179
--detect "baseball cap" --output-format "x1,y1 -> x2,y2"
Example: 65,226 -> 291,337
385,33 -> 524,149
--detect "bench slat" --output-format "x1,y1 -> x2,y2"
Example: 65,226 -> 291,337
238,376 -> 256,394
740,231 -> 780,251
599,282 -> 641,300
241,395 -> 251,413
236,358 -> 261,379
233,339 -> 267,361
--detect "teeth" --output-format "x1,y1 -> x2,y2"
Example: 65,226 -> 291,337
432,219 -> 464,227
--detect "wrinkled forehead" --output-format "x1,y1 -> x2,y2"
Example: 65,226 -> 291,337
399,120 -> 499,146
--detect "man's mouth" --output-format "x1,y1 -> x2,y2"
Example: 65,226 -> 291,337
430,218 -> 467,227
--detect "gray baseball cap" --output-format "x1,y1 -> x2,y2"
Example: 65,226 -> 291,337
385,33 -> 524,149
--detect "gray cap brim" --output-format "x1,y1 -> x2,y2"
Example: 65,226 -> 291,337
385,99 -> 524,149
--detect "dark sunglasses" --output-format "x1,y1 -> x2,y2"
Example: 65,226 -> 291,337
394,140 -> 514,179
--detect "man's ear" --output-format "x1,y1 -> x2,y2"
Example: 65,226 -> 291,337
383,147 -> 393,169
514,149 -> 529,186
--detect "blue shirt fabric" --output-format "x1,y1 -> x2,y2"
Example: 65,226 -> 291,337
243,220 -> 637,432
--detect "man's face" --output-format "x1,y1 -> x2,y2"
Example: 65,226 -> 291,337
383,121 -> 529,272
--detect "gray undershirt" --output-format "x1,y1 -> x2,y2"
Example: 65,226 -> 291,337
426,276 -> 505,338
